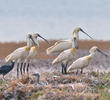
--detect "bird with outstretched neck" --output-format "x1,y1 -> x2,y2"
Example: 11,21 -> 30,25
0,61 -> 15,80
32,73 -> 43,86
67,46 -> 108,74
46,27 -> 93,55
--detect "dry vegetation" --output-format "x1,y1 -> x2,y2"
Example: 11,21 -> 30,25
0,71 -> 110,100
0,40 -> 110,100
0,40 -> 110,59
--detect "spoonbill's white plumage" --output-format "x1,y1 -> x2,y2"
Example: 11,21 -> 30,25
67,46 -> 108,73
46,39 -> 72,55
23,33 -> 49,75
5,34 -> 37,78
52,39 -> 78,74
46,27 -> 93,55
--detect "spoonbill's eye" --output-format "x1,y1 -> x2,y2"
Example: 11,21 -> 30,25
35,36 -> 37,38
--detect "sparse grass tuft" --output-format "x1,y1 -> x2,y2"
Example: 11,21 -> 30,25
0,79 -> 7,85
0,79 -> 7,92
29,90 -> 44,100
90,72 -> 110,100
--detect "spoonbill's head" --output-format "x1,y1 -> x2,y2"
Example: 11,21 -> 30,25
89,46 -> 98,53
89,46 -> 108,57
26,33 -> 32,39
72,27 -> 81,49
26,33 -> 37,46
73,27 -> 81,33
33,33 -> 49,44
72,27 -> 93,40
72,27 -> 94,49
32,32 -> 39,39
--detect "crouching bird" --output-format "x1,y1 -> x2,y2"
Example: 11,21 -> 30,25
32,73 -> 43,86
0,61 -> 15,80
67,46 -> 108,74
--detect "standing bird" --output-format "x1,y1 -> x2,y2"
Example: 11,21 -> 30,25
67,46 -> 108,73
0,61 -> 15,80
52,38 -> 78,74
5,34 -> 37,78
23,33 -> 49,75
46,27 -> 93,55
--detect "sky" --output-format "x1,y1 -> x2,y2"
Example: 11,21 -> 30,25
0,0 -> 110,41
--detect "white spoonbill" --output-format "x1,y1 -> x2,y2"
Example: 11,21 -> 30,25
46,27 -> 93,55
22,33 -> 49,75
52,39 -> 78,74
5,34 -> 37,78
67,46 -> 108,74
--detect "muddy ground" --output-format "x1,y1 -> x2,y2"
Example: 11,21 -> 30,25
0,49 -> 109,77
0,49 -> 110,100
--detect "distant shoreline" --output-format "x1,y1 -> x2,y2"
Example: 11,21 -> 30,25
0,40 -> 109,59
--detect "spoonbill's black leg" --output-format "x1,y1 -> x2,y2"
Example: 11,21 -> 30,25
23,62 -> 26,74
20,62 -> 23,76
64,63 -> 68,74
76,69 -> 79,75
26,63 -> 30,74
81,68 -> 83,74
61,63 -> 65,74
17,63 -> 19,79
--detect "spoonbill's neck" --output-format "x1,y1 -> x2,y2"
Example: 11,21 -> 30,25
27,38 -> 32,48
34,39 -> 39,48
71,37 -> 78,49
89,52 -> 96,58
72,40 -> 75,48
70,47 -> 76,54
70,40 -> 77,54
72,32 -> 79,40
